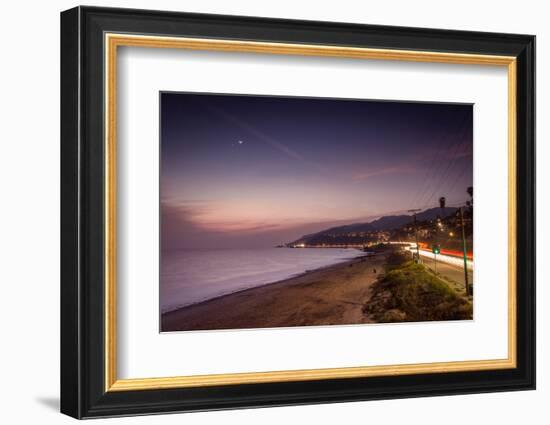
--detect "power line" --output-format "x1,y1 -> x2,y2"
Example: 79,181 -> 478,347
411,110 -> 470,205
445,162 -> 472,197
411,111 -> 471,209
419,122 -> 471,206
416,115 -> 472,208
420,139 -> 471,208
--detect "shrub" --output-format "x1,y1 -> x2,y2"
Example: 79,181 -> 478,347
364,255 -> 472,322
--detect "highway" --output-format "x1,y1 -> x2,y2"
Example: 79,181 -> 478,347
398,242 -> 473,294
420,253 -> 473,294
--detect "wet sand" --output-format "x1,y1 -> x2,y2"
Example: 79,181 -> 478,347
161,252 -> 388,332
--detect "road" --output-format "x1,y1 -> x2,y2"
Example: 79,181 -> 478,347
422,254 -> 473,295
399,242 -> 473,269
395,242 -> 474,294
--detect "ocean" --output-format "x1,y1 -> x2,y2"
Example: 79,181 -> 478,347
160,248 -> 364,313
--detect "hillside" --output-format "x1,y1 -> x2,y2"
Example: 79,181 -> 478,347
289,207 -> 457,246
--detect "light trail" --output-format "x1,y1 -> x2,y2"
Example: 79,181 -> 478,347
396,242 -> 474,270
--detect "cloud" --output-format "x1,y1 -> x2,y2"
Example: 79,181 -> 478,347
415,140 -> 473,162
161,201 -> 377,250
351,139 -> 471,182
352,165 -> 418,181
161,202 -> 209,250
195,219 -> 283,234
163,200 -> 284,234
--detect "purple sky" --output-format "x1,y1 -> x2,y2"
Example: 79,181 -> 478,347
161,92 -> 473,249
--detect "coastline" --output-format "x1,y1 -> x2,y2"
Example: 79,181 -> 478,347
161,252 -> 388,332
162,251 -> 368,313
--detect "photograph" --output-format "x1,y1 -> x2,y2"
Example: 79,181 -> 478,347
57,4 -> 536,419
160,93 -> 474,332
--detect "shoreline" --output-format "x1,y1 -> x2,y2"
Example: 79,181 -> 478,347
162,253 -> 370,314
161,253 -> 387,332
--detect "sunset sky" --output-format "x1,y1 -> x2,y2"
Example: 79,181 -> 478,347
161,92 -> 473,249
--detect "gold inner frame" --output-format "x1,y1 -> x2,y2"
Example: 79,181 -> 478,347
104,33 -> 517,392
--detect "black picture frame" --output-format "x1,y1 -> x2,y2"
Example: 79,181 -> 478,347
61,6 -> 535,419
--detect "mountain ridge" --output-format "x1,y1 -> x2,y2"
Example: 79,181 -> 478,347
290,207 -> 457,245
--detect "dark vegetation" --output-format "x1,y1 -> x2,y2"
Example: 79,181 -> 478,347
363,249 -> 472,322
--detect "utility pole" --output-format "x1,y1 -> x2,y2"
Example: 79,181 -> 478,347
408,209 -> 421,263
434,197 -> 446,275
459,206 -> 471,296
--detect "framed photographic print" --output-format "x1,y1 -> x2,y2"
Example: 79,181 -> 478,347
60,6 -> 535,419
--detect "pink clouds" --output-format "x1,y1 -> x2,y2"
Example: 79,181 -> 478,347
352,164 -> 418,181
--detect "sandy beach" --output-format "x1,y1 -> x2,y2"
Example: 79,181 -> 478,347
161,252 -> 388,332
